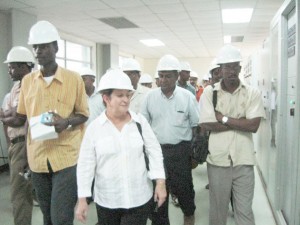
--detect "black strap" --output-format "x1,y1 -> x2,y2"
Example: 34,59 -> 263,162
212,84 -> 217,110
213,90 -> 217,109
136,122 -> 149,171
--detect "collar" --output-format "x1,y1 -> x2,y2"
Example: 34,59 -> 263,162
33,66 -> 63,83
97,110 -> 141,125
160,85 -> 177,99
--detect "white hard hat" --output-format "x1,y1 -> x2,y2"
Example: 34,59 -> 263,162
216,44 -> 242,64
190,71 -> 198,78
97,68 -> 134,92
3,46 -> 35,63
157,54 -> 181,72
208,58 -> 220,73
28,20 -> 61,45
202,74 -> 209,81
122,58 -> 141,71
139,73 -> 153,84
180,61 -> 192,72
79,67 -> 96,77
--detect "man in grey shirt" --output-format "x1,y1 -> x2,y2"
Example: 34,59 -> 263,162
141,54 -> 199,225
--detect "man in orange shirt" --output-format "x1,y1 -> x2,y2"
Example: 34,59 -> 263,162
14,21 -> 89,225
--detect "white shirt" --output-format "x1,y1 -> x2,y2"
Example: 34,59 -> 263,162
199,82 -> 266,166
86,89 -> 105,125
141,86 -> 200,144
77,110 -> 165,209
129,84 -> 150,113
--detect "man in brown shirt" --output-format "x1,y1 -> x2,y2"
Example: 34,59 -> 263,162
1,46 -> 35,225
15,21 -> 89,225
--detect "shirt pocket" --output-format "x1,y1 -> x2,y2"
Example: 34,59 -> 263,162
95,136 -> 118,155
173,109 -> 189,127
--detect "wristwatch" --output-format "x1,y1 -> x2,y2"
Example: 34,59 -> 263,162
221,116 -> 228,124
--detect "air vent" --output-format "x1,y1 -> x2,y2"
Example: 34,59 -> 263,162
98,17 -> 139,29
231,36 -> 244,42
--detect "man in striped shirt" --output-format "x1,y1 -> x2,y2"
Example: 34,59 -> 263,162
15,21 -> 89,225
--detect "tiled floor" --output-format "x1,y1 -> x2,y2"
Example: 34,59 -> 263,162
0,164 -> 276,225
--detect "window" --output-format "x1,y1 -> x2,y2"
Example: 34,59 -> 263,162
56,40 -> 92,71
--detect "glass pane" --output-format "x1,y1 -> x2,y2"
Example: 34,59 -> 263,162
66,61 -> 90,72
66,41 -> 90,62
56,58 -> 65,68
57,40 -> 65,58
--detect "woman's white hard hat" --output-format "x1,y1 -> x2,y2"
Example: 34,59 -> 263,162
97,68 -> 134,92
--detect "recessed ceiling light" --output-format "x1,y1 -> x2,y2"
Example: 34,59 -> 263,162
222,8 -> 253,23
140,39 -> 165,47
224,35 -> 231,44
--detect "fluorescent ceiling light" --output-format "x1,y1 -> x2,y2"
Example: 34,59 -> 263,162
222,8 -> 253,23
224,35 -> 231,43
140,39 -> 165,47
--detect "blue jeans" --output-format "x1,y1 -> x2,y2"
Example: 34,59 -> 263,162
31,163 -> 77,225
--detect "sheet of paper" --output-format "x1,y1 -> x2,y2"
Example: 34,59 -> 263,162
29,115 -> 58,141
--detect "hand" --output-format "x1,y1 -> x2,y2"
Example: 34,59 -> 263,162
75,198 -> 88,224
154,179 -> 167,207
44,111 -> 69,133
215,111 -> 223,123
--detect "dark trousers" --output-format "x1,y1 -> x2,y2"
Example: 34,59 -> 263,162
8,141 -> 33,225
151,141 -> 196,225
31,163 -> 77,225
96,199 -> 151,225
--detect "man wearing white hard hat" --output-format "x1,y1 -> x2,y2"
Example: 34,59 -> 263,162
76,69 -> 166,225
14,20 -> 89,225
139,73 -> 153,88
189,71 -> 202,102
79,67 -> 105,125
122,58 -> 150,113
209,58 -> 221,85
199,45 -> 265,225
177,61 -> 196,96
141,54 -> 199,225
1,46 -> 35,225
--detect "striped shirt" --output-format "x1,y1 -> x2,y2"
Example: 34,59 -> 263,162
17,66 -> 89,172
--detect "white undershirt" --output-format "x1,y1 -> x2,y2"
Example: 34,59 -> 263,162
43,75 -> 54,84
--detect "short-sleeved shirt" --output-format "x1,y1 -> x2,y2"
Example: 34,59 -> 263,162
199,81 -> 266,167
129,84 -> 150,113
7,81 -> 26,140
141,86 -> 199,145
17,66 -> 89,172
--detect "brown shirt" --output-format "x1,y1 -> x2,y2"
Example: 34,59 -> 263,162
17,66 -> 89,172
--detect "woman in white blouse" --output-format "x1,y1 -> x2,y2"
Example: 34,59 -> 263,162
76,69 -> 167,225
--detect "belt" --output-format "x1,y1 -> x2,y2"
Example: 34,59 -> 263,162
161,140 -> 191,149
11,136 -> 25,145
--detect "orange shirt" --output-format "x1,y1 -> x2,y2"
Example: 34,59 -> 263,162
17,66 -> 89,172
196,86 -> 204,102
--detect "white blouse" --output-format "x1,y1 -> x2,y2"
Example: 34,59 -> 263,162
77,110 -> 165,209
